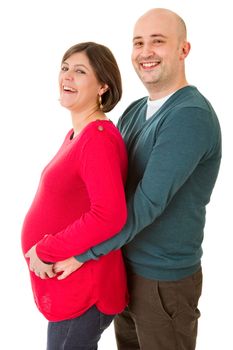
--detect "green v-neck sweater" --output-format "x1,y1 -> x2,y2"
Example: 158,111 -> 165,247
77,86 -> 222,281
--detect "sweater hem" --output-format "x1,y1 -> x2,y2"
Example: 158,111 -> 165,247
126,261 -> 201,282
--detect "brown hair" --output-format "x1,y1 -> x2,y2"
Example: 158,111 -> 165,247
62,42 -> 122,112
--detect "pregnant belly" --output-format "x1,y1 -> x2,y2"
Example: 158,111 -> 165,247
21,226 -> 46,255
30,262 -> 95,321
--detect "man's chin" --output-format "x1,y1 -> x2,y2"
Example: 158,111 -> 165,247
141,77 -> 160,85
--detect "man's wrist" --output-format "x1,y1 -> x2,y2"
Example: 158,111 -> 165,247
75,249 -> 99,263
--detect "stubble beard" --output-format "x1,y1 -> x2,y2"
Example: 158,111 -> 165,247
137,68 -> 163,90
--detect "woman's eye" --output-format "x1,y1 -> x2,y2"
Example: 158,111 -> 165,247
75,69 -> 85,74
61,66 -> 68,71
60,66 -> 86,74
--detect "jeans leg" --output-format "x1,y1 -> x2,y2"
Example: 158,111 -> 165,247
47,305 -> 115,350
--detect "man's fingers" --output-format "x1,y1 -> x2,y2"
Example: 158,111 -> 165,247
57,270 -> 70,280
53,264 -> 62,274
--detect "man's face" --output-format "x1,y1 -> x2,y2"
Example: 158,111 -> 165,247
131,12 -> 185,92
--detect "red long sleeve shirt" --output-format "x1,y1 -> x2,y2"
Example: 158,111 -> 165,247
21,120 -> 128,321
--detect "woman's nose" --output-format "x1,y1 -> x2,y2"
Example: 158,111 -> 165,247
64,70 -> 74,81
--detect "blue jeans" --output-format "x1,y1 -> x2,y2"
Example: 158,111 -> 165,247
47,305 -> 115,350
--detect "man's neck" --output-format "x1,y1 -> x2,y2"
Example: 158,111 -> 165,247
147,80 -> 189,101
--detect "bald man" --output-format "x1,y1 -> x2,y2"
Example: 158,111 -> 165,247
56,8 -> 222,350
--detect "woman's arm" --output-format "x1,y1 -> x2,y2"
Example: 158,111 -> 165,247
35,126 -> 127,262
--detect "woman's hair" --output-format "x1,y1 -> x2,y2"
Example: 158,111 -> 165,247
61,42 -> 122,113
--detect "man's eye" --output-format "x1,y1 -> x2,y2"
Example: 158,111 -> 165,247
153,39 -> 163,44
134,41 -> 143,47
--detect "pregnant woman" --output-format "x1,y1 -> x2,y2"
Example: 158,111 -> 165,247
21,41 -> 128,350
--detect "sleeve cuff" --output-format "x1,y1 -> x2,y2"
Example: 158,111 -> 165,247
75,249 -> 100,263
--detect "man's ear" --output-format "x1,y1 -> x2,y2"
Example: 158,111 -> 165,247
180,41 -> 191,60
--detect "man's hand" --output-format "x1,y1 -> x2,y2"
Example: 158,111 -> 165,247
25,245 -> 56,279
53,257 -> 83,280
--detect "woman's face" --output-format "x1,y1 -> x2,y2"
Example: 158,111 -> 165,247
59,51 -> 103,113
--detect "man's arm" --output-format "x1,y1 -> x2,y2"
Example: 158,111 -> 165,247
76,108 -> 213,263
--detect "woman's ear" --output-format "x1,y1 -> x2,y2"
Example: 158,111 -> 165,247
99,84 -> 109,96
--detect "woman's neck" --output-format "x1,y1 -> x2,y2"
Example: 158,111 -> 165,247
71,108 -> 108,138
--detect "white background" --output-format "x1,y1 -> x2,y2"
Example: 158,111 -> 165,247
0,0 -> 232,349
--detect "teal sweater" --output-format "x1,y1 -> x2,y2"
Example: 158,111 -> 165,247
77,86 -> 222,281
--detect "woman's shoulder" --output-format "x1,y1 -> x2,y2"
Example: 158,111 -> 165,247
81,119 -> 123,142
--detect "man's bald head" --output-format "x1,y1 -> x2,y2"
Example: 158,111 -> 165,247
131,8 -> 190,99
134,8 -> 187,43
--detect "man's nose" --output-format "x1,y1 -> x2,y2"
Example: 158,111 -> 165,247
141,43 -> 154,57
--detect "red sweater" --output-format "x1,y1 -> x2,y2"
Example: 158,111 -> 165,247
21,120 -> 128,321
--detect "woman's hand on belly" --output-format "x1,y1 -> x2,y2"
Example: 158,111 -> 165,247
25,245 -> 56,279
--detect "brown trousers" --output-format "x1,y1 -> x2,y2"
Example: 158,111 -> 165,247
114,268 -> 202,350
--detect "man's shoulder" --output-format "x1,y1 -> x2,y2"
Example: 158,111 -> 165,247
170,86 -> 213,111
117,97 -> 147,130
123,96 -> 148,114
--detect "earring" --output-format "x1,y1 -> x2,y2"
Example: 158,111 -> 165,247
98,95 -> 103,110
